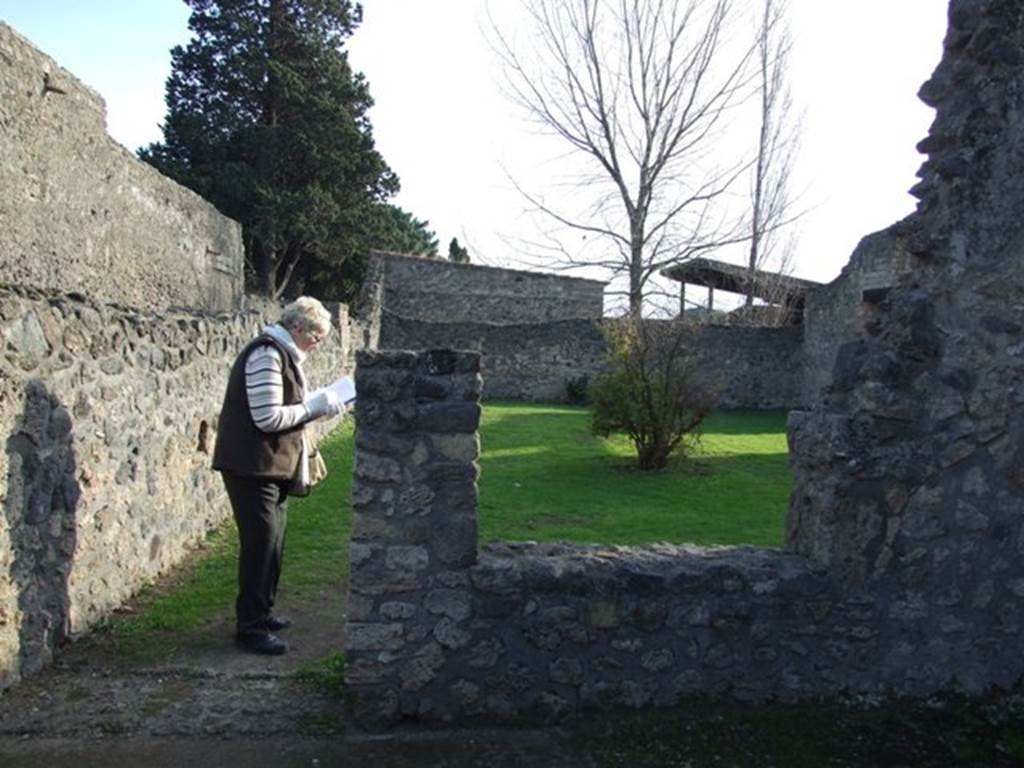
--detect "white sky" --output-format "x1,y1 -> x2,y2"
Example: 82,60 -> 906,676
3,1 -> 948,292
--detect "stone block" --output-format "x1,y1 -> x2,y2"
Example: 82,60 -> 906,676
641,648 -> 675,673
468,637 -> 505,669
400,642 -> 446,691
414,375 -> 452,402
424,588 -> 472,621
354,451 -> 403,484
355,428 -> 415,456
347,622 -> 405,652
385,545 -> 429,572
432,512 -> 478,568
549,657 -> 583,686
395,483 -> 435,517
433,617 -> 472,649
431,433 -> 480,463
380,601 -> 417,620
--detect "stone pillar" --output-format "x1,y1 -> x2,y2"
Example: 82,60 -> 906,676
345,349 -> 482,728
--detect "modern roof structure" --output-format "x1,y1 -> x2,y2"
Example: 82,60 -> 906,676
660,257 -> 823,303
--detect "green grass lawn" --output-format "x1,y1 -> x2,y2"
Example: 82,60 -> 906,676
479,403 -> 790,547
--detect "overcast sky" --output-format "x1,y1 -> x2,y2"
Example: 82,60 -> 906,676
3,1 -> 949,295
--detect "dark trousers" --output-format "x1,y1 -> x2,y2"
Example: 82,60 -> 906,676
222,472 -> 289,636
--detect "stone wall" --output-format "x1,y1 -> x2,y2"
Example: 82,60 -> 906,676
801,229 -> 912,406
788,0 -> 1024,593
690,324 -> 804,410
380,315 -> 607,402
370,251 -> 606,324
344,347 -> 1015,729
381,312 -> 803,408
0,286 -> 354,688
0,23 -> 244,314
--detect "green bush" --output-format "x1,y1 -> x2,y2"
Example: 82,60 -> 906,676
589,318 -> 716,470
564,373 -> 591,404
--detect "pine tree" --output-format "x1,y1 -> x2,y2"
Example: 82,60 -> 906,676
447,237 -> 470,264
141,0 -> 404,300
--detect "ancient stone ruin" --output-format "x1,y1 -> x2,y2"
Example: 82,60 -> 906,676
4,0 -> 1024,734
343,0 -> 1024,726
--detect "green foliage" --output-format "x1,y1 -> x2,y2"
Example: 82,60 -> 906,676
288,203 -> 438,300
295,651 -> 347,698
564,373 -> 590,405
140,0 -> 426,300
447,236 -> 471,263
589,318 -> 717,470
374,205 -> 439,257
478,404 -> 790,547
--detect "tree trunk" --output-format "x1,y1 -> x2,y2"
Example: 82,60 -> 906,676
255,240 -> 276,297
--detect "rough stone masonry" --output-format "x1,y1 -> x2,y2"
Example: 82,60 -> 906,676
345,0 -> 1024,726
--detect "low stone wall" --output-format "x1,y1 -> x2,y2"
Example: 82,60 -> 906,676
0,23 -> 244,313
0,286 -> 353,688
346,349 -> 1019,729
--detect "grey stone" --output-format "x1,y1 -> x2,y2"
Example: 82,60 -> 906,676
380,601 -> 417,620
549,658 -> 583,686
449,679 -> 483,715
400,642 -> 446,691
424,589 -> 472,621
641,648 -> 675,673
355,452 -> 403,483
348,594 -> 375,621
385,545 -> 429,572
349,543 -> 377,568
347,622 -> 405,652
432,618 -> 472,650
431,433 -> 480,463
533,691 -> 572,722
396,484 -> 434,517
468,637 -> 505,669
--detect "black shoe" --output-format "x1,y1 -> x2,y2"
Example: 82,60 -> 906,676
236,632 -> 288,656
264,615 -> 292,631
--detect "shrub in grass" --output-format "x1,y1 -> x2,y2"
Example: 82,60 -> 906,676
564,373 -> 590,405
589,317 -> 716,470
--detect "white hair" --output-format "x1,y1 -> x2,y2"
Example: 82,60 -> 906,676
280,296 -> 332,337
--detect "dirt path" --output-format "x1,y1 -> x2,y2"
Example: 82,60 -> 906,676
0,587 -> 583,767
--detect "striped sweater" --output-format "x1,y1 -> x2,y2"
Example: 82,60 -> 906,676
244,343 -> 311,433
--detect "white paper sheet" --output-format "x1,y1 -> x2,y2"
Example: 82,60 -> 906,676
327,375 -> 357,404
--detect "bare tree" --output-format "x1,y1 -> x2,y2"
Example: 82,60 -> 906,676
744,0 -> 801,310
491,0 -> 760,316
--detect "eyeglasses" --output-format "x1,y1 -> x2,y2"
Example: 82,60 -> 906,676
308,330 -> 325,345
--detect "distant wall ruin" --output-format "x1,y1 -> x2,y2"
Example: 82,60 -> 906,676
369,251 -> 807,408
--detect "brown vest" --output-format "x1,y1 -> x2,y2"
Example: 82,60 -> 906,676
212,334 -> 306,479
